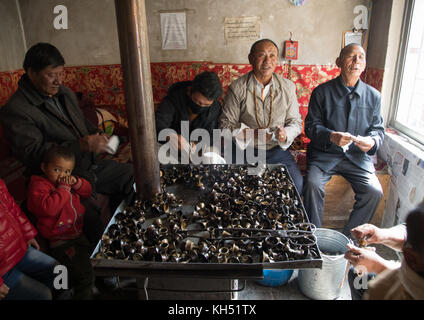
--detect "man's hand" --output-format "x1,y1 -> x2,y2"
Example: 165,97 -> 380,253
276,126 -> 287,143
351,224 -> 407,252
352,135 -> 375,152
28,238 -> 40,250
344,243 -> 388,274
330,131 -> 353,147
0,284 -> 9,300
80,133 -> 109,154
350,224 -> 383,245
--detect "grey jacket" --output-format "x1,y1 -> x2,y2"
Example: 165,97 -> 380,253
220,72 -> 303,150
0,74 -> 99,182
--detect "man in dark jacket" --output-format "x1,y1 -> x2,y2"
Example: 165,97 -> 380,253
303,44 -> 385,236
0,43 -> 134,245
155,71 -> 223,162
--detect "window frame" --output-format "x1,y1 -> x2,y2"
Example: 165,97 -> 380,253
389,0 -> 424,146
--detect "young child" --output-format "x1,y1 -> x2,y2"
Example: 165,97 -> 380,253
27,145 -> 94,300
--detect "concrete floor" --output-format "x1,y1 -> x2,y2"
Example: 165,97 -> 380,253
237,269 -> 352,300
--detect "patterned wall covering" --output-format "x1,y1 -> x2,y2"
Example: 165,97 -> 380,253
0,63 -> 385,115
363,67 -> 384,92
0,69 -> 25,106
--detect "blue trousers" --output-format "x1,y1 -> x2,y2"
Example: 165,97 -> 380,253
303,159 -> 383,236
2,247 -> 58,300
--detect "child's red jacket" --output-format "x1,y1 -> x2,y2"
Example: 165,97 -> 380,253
27,175 -> 92,242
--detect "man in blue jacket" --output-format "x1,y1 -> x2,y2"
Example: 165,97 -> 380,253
303,43 -> 384,236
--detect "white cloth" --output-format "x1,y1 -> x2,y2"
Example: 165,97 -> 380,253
105,135 -> 119,154
199,152 -> 226,164
233,123 -> 253,150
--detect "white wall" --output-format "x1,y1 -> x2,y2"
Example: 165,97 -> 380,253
0,0 -> 26,71
18,0 -> 120,66
8,0 -> 368,67
145,0 -> 369,64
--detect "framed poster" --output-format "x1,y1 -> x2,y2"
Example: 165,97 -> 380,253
284,40 -> 298,60
342,29 -> 368,52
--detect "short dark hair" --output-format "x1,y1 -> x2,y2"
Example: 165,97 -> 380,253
191,71 -> 223,101
339,43 -> 364,58
23,43 -> 65,73
42,145 -> 75,165
406,202 -> 424,253
249,39 -> 279,56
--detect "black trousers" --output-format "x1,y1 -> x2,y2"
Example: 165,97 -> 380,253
49,236 -> 94,300
83,159 -> 135,251
93,159 -> 134,197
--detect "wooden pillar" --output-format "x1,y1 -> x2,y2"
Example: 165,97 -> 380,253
114,0 -> 161,200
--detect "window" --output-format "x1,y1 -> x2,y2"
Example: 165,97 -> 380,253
390,0 -> 424,145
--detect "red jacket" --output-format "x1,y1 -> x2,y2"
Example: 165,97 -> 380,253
27,175 -> 92,243
0,178 -> 37,286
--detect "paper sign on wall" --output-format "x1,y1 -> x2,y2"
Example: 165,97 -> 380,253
224,16 -> 260,42
160,12 -> 187,50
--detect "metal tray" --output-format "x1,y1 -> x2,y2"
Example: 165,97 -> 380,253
91,164 -> 322,278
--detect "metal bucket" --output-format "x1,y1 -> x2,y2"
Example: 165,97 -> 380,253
298,228 -> 350,300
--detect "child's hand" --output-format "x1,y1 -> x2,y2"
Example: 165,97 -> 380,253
0,283 -> 9,300
68,176 -> 77,185
58,175 -> 77,185
28,238 -> 40,250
